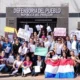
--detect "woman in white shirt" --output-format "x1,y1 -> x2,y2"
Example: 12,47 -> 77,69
45,50 -> 59,62
28,38 -> 36,59
50,38 -> 55,50
54,38 -> 63,56
66,36 -> 72,50
44,38 -> 51,51
10,55 -> 22,76
71,35 -> 78,56
18,42 -> 28,61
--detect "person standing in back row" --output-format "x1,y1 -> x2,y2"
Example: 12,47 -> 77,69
2,37 -> 12,58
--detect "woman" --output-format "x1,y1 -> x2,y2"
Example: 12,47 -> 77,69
46,50 -> 59,61
70,51 -> 78,75
39,42 -> 45,47
22,56 -> 32,77
31,56 -> 45,76
71,35 -> 78,56
54,38 -> 63,56
33,32 -> 38,42
28,38 -> 36,58
10,55 -> 22,76
61,44 -> 71,57
44,38 -> 51,50
0,51 -> 6,72
50,38 -> 55,50
65,36 -> 71,50
61,51 -> 68,59
13,39 -> 21,58
18,41 -> 28,61
2,37 -> 12,58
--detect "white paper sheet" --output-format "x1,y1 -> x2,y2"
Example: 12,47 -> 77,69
34,66 -> 40,72
47,26 -> 52,32
36,25 -> 41,31
5,46 -> 11,53
29,28 -> 33,33
30,44 -> 35,52
23,67 -> 31,74
25,25 -> 29,31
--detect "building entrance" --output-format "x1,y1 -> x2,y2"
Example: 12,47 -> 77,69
17,18 -> 57,32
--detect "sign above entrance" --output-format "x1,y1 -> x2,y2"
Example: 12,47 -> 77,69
13,7 -> 61,16
6,7 -> 68,18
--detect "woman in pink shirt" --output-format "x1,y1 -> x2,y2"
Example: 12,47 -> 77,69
22,56 -> 32,77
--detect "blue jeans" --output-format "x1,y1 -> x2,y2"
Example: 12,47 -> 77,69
0,64 -> 5,72
20,55 -> 25,61
73,50 -> 78,56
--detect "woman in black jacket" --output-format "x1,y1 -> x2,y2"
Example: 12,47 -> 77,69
61,44 -> 71,58
31,56 -> 45,76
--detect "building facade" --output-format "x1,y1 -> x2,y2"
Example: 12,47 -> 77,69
0,0 -> 80,36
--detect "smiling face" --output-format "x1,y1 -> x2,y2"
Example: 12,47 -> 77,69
26,56 -> 30,61
66,36 -> 70,41
15,39 -> 19,44
23,42 -> 27,47
5,37 -> 9,43
62,52 -> 67,58
37,56 -> 41,61
16,55 -> 20,61
29,38 -> 33,44
34,32 -> 37,36
63,45 -> 67,50
58,38 -> 62,44
70,51 -> 74,56
73,35 -> 77,41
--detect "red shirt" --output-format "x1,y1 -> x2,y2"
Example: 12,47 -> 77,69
23,61 -> 32,67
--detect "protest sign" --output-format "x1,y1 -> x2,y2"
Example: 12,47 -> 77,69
54,28 -> 66,36
34,47 -> 48,56
4,26 -> 17,42
47,26 -> 52,32
4,26 -> 17,34
17,28 -> 31,41
70,30 -> 80,40
23,68 -> 31,74
24,24 -> 29,31
36,25 -> 41,31
34,66 -> 40,72
29,28 -> 33,33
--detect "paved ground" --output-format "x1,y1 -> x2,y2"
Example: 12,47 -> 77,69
0,74 -> 80,80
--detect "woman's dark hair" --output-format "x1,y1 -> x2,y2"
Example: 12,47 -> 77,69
50,50 -> 55,58
39,42 -> 45,47
61,51 -> 68,59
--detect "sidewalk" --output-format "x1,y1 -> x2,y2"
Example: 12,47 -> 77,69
0,74 -> 80,80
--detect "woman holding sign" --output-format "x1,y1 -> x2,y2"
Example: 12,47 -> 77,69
22,56 -> 32,77
18,41 -> 28,61
31,56 -> 45,76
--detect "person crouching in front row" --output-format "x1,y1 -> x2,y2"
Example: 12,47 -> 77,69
22,56 -> 32,77
31,56 -> 45,76
10,55 -> 22,76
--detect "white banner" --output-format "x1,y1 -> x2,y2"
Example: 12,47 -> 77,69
17,28 -> 31,41
54,28 -> 66,36
70,30 -> 80,40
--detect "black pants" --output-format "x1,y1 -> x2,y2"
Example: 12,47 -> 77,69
31,68 -> 40,76
75,64 -> 80,74
5,53 -> 10,58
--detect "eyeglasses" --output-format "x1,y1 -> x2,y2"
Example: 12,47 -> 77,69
58,40 -> 61,41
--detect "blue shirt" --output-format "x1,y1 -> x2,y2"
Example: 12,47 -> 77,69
2,42 -> 12,53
